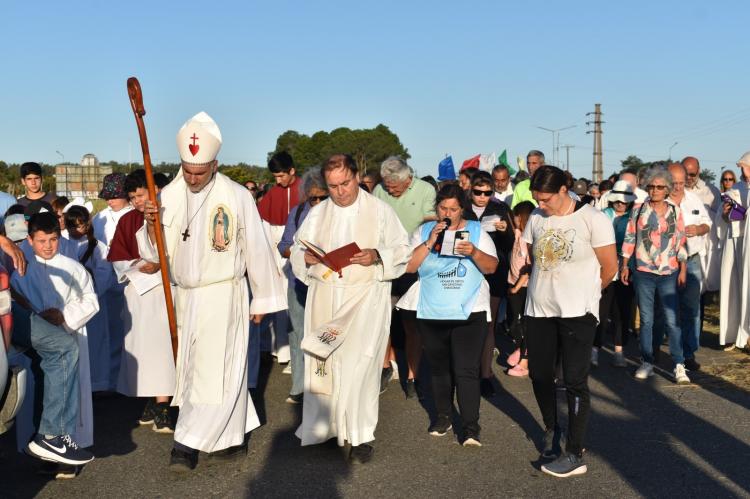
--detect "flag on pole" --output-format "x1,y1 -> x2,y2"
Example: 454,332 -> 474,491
461,154 -> 481,171
437,156 -> 456,181
479,153 -> 497,172
498,149 -> 516,175
517,155 -> 526,172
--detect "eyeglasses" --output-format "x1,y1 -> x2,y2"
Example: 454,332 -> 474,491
248,187 -> 258,192
309,195 -> 328,202
687,172 -> 699,177
722,177 -> 735,182
646,184 -> 668,191
471,189 -> 493,197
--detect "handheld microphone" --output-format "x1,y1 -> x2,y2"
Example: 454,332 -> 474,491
432,217 -> 452,253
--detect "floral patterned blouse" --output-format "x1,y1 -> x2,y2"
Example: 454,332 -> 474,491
622,200 -> 687,275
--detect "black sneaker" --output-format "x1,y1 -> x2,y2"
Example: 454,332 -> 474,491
37,462 -> 79,480
349,443 -> 374,464
428,416 -> 453,437
541,452 -> 587,477
685,357 -> 701,371
139,398 -> 157,425
27,434 -> 94,466
480,378 -> 496,398
285,393 -> 304,404
404,379 -> 418,399
540,427 -> 562,459
462,431 -> 482,447
152,403 -> 175,434
380,366 -> 394,394
209,443 -> 247,462
169,448 -> 197,472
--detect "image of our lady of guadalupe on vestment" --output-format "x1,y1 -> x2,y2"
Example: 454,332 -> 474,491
211,205 -> 231,252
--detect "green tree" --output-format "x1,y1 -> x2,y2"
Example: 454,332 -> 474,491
699,169 -> 716,184
270,124 -> 410,174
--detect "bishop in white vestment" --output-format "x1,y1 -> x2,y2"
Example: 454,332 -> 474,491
137,112 -> 286,469
290,154 -> 410,463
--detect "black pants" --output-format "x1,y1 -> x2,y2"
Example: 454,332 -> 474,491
526,314 -> 597,456
507,287 -> 528,358
418,312 -> 486,435
594,282 -> 618,348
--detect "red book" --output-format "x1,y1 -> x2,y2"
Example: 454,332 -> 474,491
301,240 -> 362,278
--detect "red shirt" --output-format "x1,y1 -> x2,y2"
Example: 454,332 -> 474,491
257,177 -> 300,226
107,210 -> 144,261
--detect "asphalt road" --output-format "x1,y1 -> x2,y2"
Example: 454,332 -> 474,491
2,335 -> 749,498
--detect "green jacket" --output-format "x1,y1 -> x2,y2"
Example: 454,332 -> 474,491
510,179 -> 538,209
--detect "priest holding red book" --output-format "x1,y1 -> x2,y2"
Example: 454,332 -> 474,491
290,154 -> 410,464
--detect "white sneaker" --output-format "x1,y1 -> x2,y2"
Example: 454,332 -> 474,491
590,348 -> 599,367
635,362 -> 654,380
389,359 -> 400,380
282,364 -> 292,375
674,363 -> 691,384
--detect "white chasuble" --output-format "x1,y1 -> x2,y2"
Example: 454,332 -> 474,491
136,171 -> 286,452
11,253 -> 100,447
290,189 -> 410,447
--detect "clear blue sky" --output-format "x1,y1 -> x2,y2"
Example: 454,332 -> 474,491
2,0 -> 749,179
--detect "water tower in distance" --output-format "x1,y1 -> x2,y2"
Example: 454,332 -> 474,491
55,153 -> 112,198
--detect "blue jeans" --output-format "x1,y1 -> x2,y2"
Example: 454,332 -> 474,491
679,256 -> 703,360
286,280 -> 307,396
633,270 -> 684,365
248,315 -> 271,389
29,314 -> 80,437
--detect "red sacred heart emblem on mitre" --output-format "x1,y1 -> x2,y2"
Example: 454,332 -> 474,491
188,133 -> 200,156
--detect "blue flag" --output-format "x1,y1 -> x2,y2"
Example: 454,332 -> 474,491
437,156 -> 456,181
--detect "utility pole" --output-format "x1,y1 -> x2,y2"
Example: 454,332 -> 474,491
561,144 -> 575,172
536,125 -> 576,166
586,103 -> 604,182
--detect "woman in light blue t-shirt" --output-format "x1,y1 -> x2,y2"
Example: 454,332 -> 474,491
399,184 -> 498,447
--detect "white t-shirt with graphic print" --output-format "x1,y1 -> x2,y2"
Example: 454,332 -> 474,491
522,203 -> 615,321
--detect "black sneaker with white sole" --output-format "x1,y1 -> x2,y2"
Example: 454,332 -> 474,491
27,434 -> 94,466
139,398 -> 157,425
428,416 -> 453,437
541,452 -> 587,477
153,403 -> 175,433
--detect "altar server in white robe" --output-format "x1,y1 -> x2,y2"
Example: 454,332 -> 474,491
138,112 -> 286,471
717,153 -> 750,349
92,173 -> 133,390
12,212 -> 99,462
290,154 -> 410,464
62,203 -> 116,393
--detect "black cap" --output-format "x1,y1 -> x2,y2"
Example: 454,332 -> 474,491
24,199 -> 54,220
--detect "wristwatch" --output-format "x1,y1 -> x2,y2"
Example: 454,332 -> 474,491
373,249 -> 383,265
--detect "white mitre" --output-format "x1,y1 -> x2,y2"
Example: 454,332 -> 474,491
176,111 -> 222,166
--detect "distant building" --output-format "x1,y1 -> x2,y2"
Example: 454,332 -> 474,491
55,153 -> 112,198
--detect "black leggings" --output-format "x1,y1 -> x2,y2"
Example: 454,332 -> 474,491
507,287 -> 528,358
594,281 -> 633,348
526,314 -> 597,456
418,312 -> 487,435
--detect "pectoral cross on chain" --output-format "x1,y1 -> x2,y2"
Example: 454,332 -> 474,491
181,228 -> 190,241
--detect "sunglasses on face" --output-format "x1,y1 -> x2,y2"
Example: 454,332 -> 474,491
646,184 -> 668,191
248,187 -> 258,192
471,189 -> 493,197
722,177 -> 734,182
309,195 -> 329,202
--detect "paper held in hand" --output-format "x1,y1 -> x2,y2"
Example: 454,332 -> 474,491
439,230 -> 469,258
480,215 -> 501,232
301,240 -> 362,277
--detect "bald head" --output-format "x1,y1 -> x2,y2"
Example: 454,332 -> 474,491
682,156 -> 700,188
619,172 -> 638,190
668,163 -> 686,197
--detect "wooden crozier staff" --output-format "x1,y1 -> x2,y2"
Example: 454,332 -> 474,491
126,76 -> 178,362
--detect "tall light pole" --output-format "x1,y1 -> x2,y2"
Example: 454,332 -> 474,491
536,125 -> 576,166
668,141 -> 678,161
561,144 -> 575,172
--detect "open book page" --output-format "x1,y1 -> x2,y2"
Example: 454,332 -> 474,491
123,260 -> 162,295
439,230 -> 468,258
300,240 -> 327,259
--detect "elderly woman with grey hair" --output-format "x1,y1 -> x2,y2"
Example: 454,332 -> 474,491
277,167 -> 329,403
620,166 -> 689,384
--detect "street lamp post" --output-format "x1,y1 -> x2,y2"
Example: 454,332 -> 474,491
537,125 -> 576,166
668,141 -> 678,161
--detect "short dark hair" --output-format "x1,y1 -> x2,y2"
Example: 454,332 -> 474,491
460,167 -> 479,179
471,171 -> 493,188
28,212 -> 60,237
530,165 -> 569,194
492,164 -> 509,175
435,183 -> 470,212
323,154 -> 357,176
125,169 -> 148,194
153,172 -> 170,189
20,162 -> 42,178
268,151 -> 295,173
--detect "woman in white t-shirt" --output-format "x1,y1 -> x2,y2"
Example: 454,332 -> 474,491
522,165 -> 617,478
